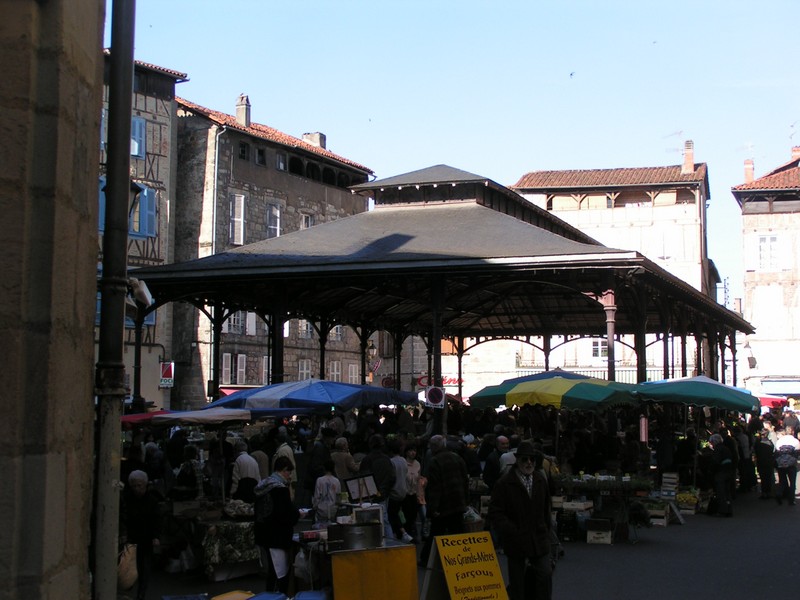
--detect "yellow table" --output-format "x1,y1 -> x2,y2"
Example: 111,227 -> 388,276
330,543 -> 417,600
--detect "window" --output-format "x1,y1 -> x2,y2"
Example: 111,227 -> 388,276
298,358 -> 312,380
348,364 -> 359,384
267,204 -> 280,238
276,152 -> 287,171
222,353 -> 247,384
300,213 -> 314,230
758,235 -> 780,271
131,116 -> 146,158
329,324 -> 343,342
222,353 -> 231,384
230,194 -> 245,245
298,319 -> 314,339
283,321 -> 290,337
228,311 -> 244,334
129,186 -> 157,238
329,360 -> 342,382
592,339 -> 608,358
246,312 -> 257,336
238,142 -> 250,161
262,355 -> 271,384
237,354 -> 247,384
256,148 -> 266,166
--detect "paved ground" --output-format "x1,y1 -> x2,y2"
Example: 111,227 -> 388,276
127,489 -> 800,599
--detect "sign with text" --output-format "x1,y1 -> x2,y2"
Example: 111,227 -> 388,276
159,361 -> 174,388
435,532 -> 508,600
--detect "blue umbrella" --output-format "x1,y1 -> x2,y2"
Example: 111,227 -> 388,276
638,375 -> 758,413
205,379 -> 417,415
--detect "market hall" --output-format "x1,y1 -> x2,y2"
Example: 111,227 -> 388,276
115,165 -> 763,599
133,164 -> 753,400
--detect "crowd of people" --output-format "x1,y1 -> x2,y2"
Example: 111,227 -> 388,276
119,398 -> 800,600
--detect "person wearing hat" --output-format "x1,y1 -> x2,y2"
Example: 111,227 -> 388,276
487,439 -> 553,600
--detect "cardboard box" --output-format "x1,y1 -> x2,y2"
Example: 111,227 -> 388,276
551,496 -> 564,508
586,530 -> 613,544
562,500 -> 593,511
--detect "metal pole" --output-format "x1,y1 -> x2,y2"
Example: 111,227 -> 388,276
92,1 -> 135,598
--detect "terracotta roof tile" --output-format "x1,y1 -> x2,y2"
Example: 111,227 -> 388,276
103,49 -> 189,81
512,164 -> 707,189
177,97 -> 372,174
732,161 -> 800,191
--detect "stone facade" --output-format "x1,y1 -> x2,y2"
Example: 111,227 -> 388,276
733,149 -> 800,398
172,97 -> 373,407
1,0 -> 103,597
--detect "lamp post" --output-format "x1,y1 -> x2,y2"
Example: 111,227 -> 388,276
366,339 -> 378,383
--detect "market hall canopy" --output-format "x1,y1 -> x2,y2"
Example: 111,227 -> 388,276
133,164 -> 753,388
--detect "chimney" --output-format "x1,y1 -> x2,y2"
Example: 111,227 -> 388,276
792,146 -> 800,161
236,94 -> 250,127
744,159 -> 754,184
302,132 -> 326,149
681,140 -> 694,174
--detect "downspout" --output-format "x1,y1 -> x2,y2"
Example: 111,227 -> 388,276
208,124 -> 226,391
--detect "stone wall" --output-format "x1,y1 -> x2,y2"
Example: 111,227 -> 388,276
0,0 -> 103,597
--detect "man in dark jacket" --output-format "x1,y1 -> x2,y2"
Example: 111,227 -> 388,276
488,440 -> 553,600
359,433 -> 396,538
419,434 -> 469,567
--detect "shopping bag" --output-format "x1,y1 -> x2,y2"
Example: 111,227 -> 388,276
117,543 -> 138,590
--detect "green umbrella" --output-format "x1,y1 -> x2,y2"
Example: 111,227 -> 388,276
638,375 -> 758,413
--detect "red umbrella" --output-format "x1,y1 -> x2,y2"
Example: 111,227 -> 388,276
120,409 -> 171,429
759,395 -> 788,409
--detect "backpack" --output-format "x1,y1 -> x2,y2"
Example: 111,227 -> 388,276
775,445 -> 797,469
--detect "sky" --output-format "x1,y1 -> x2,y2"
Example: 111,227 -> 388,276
106,0 -> 800,303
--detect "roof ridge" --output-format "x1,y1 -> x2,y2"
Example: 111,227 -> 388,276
176,96 -> 372,174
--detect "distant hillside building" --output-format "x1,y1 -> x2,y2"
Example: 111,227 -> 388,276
732,147 -> 800,400
173,95 -> 373,407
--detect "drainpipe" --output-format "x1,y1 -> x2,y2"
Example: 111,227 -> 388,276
208,124 -> 226,390
92,1 -> 135,598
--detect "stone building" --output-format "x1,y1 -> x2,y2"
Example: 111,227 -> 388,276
172,95 -> 374,407
2,1 -> 102,596
732,148 -> 800,399
98,53 -> 187,411
486,140 -> 720,385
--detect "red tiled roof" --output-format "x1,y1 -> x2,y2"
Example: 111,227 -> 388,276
512,164 -> 707,189
103,49 -> 189,81
732,161 -> 800,191
176,97 -> 373,175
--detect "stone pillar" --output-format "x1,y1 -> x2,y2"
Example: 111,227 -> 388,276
0,0 -> 104,597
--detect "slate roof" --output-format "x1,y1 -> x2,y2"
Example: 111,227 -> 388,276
351,164 -> 489,189
512,164 -> 708,190
177,97 -> 373,175
161,201 -> 624,275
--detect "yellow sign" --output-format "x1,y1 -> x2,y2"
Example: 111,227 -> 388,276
435,532 -> 508,600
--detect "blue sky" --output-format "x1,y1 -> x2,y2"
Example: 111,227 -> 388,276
107,0 -> 800,302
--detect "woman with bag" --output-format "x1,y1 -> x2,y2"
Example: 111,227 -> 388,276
254,456 -> 300,594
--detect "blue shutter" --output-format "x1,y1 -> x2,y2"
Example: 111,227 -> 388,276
144,187 -> 157,237
98,176 -> 106,232
131,117 -> 146,158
